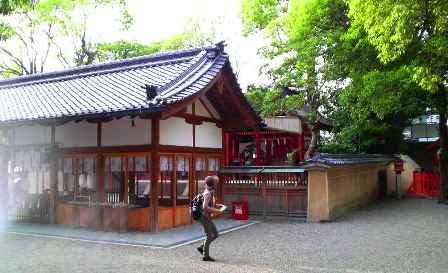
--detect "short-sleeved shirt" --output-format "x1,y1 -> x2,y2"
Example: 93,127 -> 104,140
201,188 -> 215,218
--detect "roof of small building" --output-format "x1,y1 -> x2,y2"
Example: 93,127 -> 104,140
219,166 -> 306,174
0,42 -> 261,130
299,153 -> 395,169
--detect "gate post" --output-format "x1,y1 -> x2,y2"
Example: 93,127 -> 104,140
261,172 -> 267,217
306,168 -> 329,221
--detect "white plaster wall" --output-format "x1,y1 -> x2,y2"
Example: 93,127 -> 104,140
195,99 -> 212,118
196,122 -> 222,148
160,117 -> 193,146
56,121 -> 97,147
14,125 -> 51,145
102,117 -> 152,146
186,98 -> 221,119
386,154 -> 421,196
198,95 -> 221,119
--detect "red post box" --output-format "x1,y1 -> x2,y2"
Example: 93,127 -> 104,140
232,201 -> 248,220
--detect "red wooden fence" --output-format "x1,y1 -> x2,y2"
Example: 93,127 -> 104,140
407,172 -> 441,198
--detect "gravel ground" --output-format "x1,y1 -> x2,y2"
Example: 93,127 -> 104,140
0,198 -> 447,273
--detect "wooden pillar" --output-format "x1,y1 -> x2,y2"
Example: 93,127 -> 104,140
0,145 -> 9,221
225,133 -> 231,166
298,133 -> 304,163
124,157 -> 129,204
255,133 -> 261,166
191,103 -> 197,225
261,173 -> 266,217
150,118 -> 160,233
96,122 -> 104,202
49,125 -> 58,224
219,132 -> 226,202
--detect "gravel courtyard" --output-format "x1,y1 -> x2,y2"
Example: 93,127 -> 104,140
0,198 -> 446,273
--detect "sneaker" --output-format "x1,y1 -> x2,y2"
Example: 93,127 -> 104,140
197,246 -> 203,255
203,256 -> 215,262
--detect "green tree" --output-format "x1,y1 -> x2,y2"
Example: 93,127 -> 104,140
0,0 -> 30,41
330,63 -> 426,154
241,0 -> 349,159
244,85 -> 286,118
0,0 -> 31,15
0,0 -> 131,77
95,18 -> 217,62
310,5 -> 427,155
347,0 -> 448,203
96,40 -> 161,62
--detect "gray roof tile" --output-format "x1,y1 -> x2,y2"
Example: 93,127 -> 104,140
300,153 -> 395,166
0,44 -> 229,125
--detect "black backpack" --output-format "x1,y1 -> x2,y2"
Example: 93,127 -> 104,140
189,193 -> 203,221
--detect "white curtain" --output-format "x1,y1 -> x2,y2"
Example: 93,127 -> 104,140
196,157 -> 206,171
160,156 -> 173,171
177,157 -> 190,172
209,158 -> 218,172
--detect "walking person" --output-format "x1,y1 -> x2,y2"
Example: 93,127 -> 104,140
197,175 -> 223,262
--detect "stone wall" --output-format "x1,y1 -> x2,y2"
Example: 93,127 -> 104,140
307,163 -> 388,221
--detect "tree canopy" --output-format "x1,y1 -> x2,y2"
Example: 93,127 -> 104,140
0,0 -> 31,15
346,0 -> 448,203
94,18 -> 216,63
241,0 -> 431,156
329,22 -> 427,154
242,0 -> 448,203
241,0 -> 350,159
0,0 -> 132,77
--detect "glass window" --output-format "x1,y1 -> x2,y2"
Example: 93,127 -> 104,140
57,156 -> 96,203
195,156 -> 220,194
128,156 -> 151,207
159,155 -> 173,206
8,148 -> 51,222
176,156 -> 190,205
195,157 -> 206,195
58,158 -> 73,202
104,156 -> 124,203
209,157 -> 219,175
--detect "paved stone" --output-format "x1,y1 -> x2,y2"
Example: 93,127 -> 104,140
0,198 -> 447,273
0,218 -> 258,249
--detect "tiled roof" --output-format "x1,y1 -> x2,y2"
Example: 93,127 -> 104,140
0,43 -> 228,125
300,153 -> 395,167
219,166 -> 306,174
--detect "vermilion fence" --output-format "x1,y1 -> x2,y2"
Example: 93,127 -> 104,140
407,172 -> 441,197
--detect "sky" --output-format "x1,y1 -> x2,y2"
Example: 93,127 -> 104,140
91,0 -> 269,89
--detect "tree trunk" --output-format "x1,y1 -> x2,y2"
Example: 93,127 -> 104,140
304,124 -> 319,160
437,87 -> 448,204
438,111 -> 448,204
